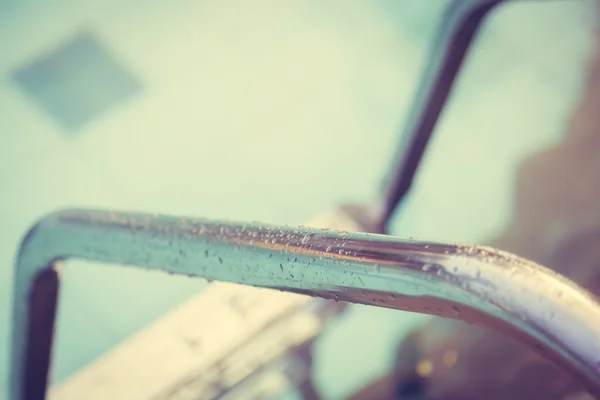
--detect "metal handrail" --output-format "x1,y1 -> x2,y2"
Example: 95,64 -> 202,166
379,0 -> 506,231
10,209 -> 600,399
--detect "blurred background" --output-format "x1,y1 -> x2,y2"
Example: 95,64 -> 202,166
0,0 -> 598,398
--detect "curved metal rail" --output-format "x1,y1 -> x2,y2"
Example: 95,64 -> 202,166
10,209 -> 600,399
379,0 -> 507,230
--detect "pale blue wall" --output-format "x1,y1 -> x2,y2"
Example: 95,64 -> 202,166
0,1 -> 596,398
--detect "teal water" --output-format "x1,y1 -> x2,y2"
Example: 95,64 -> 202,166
0,1 -> 596,398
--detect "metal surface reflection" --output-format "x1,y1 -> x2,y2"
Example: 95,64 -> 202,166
11,209 -> 600,399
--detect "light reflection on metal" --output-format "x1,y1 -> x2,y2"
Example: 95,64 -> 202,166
11,209 -> 600,399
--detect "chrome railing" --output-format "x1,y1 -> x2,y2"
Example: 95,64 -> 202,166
10,209 -> 600,399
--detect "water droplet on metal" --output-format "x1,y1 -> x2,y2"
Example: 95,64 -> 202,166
422,263 -> 433,272
326,245 -> 332,252
452,305 -> 460,316
301,233 -> 312,244
338,249 -> 344,255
